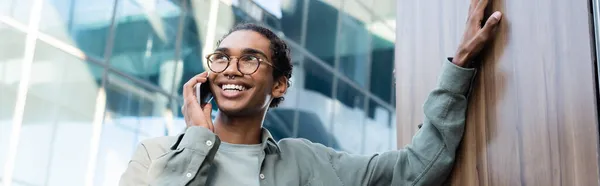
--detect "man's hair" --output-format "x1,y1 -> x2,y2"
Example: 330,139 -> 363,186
216,23 -> 293,108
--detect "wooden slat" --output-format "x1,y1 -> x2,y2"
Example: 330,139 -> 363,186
395,0 -> 599,185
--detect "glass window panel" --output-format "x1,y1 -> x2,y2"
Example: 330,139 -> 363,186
392,74 -> 396,107
391,112 -> 397,150
305,0 -> 339,66
332,79 -> 365,154
175,0 -> 212,97
94,73 -> 175,185
364,99 -> 391,154
266,63 -> 339,149
371,0 -> 396,24
369,34 -> 394,103
303,58 -> 333,98
0,0 -> 34,25
11,41 -> 103,186
337,0 -> 371,87
297,57 -> 335,146
277,0 -> 305,43
164,0 -> 209,83
38,0 -> 116,60
108,0 -> 182,94
263,108 -> 295,141
214,1 -> 242,41
272,44 -> 303,109
0,23 -> 25,182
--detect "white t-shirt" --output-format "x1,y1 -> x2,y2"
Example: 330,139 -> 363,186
208,142 -> 263,186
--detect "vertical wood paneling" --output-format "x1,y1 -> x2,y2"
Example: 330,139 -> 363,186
395,0 -> 599,185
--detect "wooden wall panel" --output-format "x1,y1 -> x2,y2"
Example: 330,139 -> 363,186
395,0 -> 600,185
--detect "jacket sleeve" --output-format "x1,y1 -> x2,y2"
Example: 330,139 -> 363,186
313,60 -> 476,186
119,142 -> 153,186
119,127 -> 220,186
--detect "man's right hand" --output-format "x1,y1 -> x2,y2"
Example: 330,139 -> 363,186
182,71 -> 215,132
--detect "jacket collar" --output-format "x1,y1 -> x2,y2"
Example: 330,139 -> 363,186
260,128 -> 281,154
170,127 -> 281,154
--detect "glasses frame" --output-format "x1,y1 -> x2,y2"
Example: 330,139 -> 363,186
205,52 -> 280,75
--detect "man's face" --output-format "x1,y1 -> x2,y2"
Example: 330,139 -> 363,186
207,30 -> 282,116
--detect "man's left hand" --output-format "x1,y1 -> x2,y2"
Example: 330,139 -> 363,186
453,0 -> 503,67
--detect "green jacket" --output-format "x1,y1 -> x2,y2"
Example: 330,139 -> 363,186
119,61 -> 475,186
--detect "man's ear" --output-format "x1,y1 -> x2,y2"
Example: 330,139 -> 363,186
272,76 -> 288,98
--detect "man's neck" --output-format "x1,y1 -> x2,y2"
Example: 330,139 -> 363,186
214,111 -> 265,145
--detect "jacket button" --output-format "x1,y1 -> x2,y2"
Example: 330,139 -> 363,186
259,173 -> 265,180
206,140 -> 213,146
186,173 -> 192,178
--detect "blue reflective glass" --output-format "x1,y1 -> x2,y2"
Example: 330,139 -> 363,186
369,33 -> 394,103
364,99 -> 392,154
1,0 -> 34,24
11,41 -> 104,185
175,5 -> 209,97
305,0 -> 338,66
332,79 -> 365,154
276,0 -> 305,43
297,57 -> 335,146
97,72 -> 176,185
109,0 -> 182,94
338,15 -> 370,87
0,24 -> 25,184
39,0 -> 117,60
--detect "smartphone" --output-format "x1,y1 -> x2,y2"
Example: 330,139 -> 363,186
195,81 -> 213,105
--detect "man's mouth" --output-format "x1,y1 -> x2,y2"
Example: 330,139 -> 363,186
220,84 -> 248,92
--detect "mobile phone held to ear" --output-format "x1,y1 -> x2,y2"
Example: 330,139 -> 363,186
195,81 -> 213,105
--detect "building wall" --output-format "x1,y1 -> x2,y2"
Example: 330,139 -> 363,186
395,0 -> 600,185
0,0 -> 397,185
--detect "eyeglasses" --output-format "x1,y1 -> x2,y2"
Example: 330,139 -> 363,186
206,52 -> 279,75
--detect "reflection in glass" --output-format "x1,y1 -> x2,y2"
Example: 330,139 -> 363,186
39,0 -> 116,60
214,1 -> 240,40
175,3 -> 210,98
365,99 -> 391,154
0,0 -> 34,25
298,57 -> 334,139
371,0 -> 396,25
369,34 -> 394,103
337,2 -> 370,87
94,73 -> 175,185
278,0 -> 305,43
264,108 -> 341,150
303,58 -> 333,98
332,79 -> 365,154
109,0 -> 182,94
0,23 -> 25,182
305,0 -> 338,66
11,41 -> 103,185
390,112 -> 397,150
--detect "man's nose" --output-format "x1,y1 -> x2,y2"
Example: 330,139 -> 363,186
222,57 -> 243,76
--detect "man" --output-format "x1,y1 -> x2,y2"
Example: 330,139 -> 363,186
120,1 -> 502,185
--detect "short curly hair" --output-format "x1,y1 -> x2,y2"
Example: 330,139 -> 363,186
216,23 -> 293,108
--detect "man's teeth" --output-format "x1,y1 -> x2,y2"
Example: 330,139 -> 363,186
222,84 -> 246,91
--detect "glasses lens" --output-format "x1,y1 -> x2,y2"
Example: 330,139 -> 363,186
238,55 -> 260,74
207,53 -> 229,72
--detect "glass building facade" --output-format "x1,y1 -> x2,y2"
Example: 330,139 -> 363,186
0,0 -> 396,185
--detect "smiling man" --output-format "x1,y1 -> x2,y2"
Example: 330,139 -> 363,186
119,1 -> 502,185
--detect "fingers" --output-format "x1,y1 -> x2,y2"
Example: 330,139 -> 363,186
203,103 -> 214,132
183,72 -> 209,104
469,0 -> 479,15
182,72 -> 211,129
468,0 -> 489,26
475,0 -> 489,16
478,11 -> 502,41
